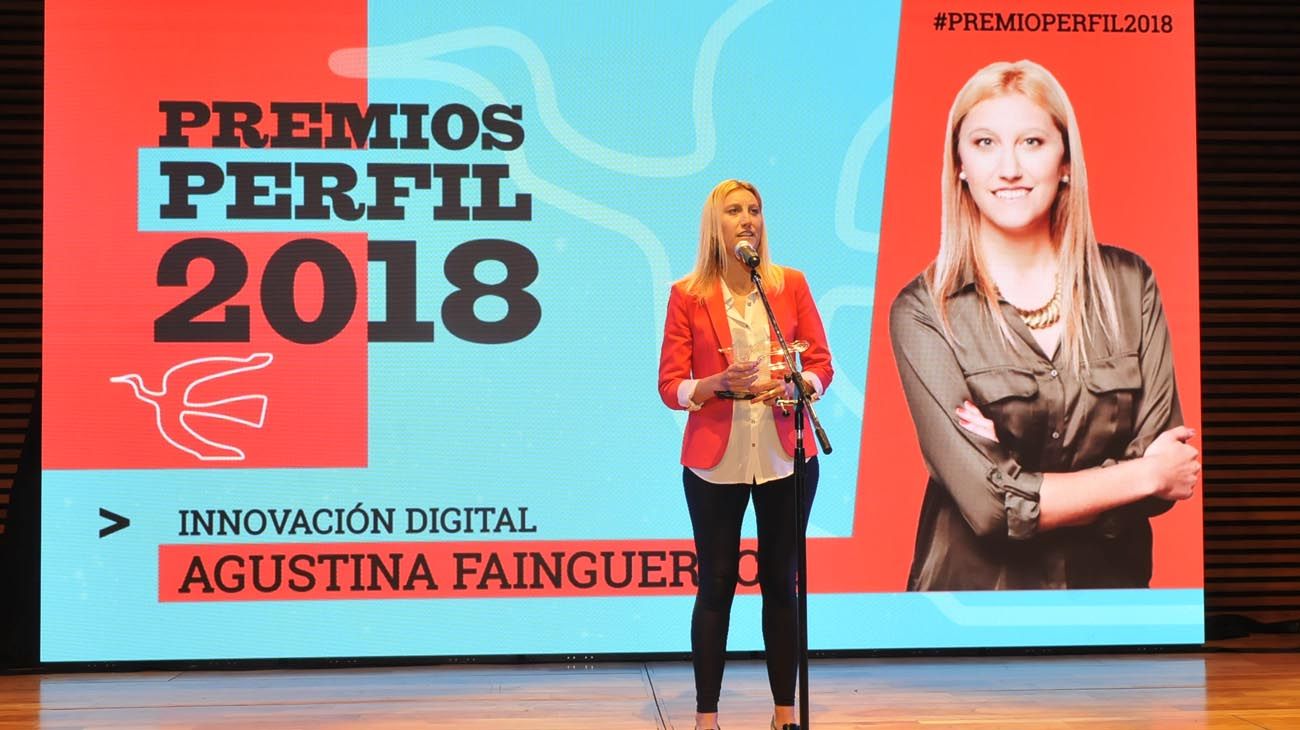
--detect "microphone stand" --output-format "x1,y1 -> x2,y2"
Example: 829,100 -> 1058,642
747,262 -> 831,730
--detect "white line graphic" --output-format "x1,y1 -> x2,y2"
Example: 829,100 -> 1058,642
835,98 -> 893,255
109,353 -> 274,461
820,97 -> 894,418
330,0 -> 771,178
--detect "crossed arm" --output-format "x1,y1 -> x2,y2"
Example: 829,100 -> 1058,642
889,276 -> 1198,539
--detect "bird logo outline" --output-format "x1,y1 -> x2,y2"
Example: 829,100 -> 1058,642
109,352 -> 274,462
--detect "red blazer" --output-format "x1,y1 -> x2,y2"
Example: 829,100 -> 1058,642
658,267 -> 833,469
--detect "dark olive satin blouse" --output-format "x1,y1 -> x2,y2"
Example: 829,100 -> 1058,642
889,245 -> 1182,590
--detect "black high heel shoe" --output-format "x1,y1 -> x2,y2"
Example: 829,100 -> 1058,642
771,717 -> 801,730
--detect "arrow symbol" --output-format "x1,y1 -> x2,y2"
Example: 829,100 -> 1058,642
99,508 -> 130,538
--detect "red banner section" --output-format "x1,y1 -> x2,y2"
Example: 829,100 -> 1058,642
158,537 -> 899,601
44,1 -> 368,469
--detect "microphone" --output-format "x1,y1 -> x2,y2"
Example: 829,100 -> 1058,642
734,240 -> 760,268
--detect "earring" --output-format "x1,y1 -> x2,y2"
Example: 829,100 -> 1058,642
1061,174 -> 1070,184
958,171 -> 967,181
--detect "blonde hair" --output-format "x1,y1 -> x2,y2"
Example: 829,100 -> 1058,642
929,59 -> 1118,371
681,179 -> 784,298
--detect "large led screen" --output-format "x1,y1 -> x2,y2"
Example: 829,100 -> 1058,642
42,0 -> 1203,661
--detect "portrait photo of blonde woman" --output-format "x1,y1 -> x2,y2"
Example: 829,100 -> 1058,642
888,60 -> 1200,591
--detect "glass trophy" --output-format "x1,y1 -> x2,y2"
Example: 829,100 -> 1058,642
714,340 -> 809,400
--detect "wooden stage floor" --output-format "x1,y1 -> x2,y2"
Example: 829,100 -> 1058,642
4,649 -> 1300,729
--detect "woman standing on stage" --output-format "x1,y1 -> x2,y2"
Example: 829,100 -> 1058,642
889,60 -> 1200,591
658,178 -> 833,730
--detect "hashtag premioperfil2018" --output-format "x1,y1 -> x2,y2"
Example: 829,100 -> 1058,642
932,11 -> 1174,34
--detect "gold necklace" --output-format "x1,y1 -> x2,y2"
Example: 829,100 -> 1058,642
1005,281 -> 1061,330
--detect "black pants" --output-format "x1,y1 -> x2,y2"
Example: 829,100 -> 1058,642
683,457 -> 818,714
